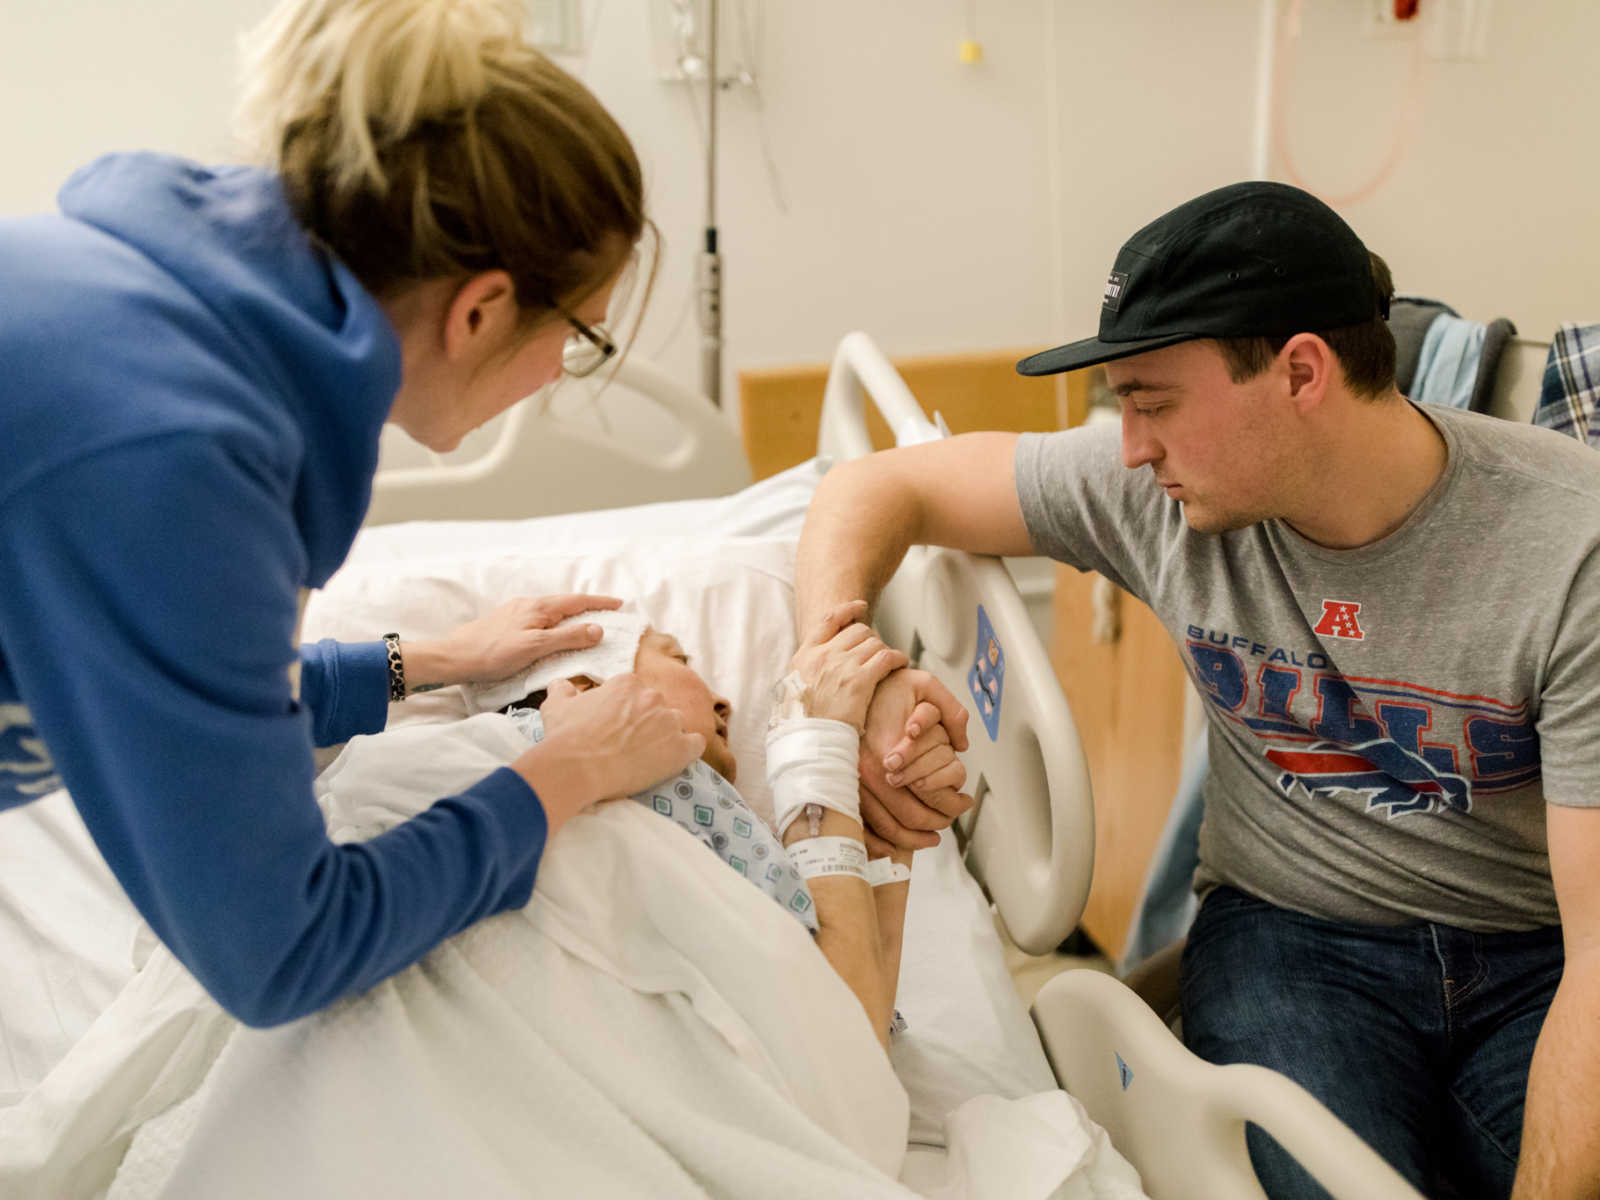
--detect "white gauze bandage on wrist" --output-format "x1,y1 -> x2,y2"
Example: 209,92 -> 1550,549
463,609 -> 649,714
766,716 -> 862,840
786,836 -> 869,883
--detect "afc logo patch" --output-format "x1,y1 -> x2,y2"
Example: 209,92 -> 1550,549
1313,600 -> 1365,641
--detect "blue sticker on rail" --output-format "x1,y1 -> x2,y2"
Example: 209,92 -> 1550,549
967,604 -> 1006,742
1116,1052 -> 1134,1091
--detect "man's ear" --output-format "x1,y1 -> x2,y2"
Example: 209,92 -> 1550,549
1280,333 -> 1336,410
442,270 -> 519,364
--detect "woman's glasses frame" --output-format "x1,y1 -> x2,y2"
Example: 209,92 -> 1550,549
561,312 -> 617,378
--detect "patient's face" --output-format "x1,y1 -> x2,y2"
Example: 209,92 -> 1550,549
631,630 -> 737,783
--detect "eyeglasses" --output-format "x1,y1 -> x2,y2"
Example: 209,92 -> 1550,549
561,312 -> 617,378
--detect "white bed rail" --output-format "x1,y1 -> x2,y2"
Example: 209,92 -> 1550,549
365,353 -> 751,525
818,331 -> 1094,955
1033,969 -> 1423,1200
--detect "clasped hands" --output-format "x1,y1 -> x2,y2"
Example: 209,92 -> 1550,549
789,601 -> 974,856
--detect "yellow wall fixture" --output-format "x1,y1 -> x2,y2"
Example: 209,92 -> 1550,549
959,0 -> 982,62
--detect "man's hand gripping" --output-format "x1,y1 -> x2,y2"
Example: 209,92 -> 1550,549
857,668 -> 974,856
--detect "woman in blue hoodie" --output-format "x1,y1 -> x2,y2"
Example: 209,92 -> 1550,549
0,0 -> 707,1027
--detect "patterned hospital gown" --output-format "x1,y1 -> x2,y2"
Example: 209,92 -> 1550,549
508,708 -> 818,933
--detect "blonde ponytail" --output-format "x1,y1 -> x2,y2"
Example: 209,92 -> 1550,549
236,0 -> 650,319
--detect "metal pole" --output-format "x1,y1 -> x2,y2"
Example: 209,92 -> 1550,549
697,0 -> 723,406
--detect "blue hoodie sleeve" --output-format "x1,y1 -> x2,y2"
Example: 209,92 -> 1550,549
298,639 -> 388,747
0,434 -> 549,1027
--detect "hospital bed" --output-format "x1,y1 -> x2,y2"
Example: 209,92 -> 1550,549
0,334 -> 1420,1198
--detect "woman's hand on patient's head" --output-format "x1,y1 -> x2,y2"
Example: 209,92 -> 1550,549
787,601 -> 908,732
521,675 -> 705,832
404,594 -> 624,689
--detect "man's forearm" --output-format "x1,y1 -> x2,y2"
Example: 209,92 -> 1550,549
795,456 -> 921,634
795,434 -> 1035,636
1513,955 -> 1600,1198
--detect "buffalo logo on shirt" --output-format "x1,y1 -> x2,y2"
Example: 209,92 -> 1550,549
1186,629 -> 1539,820
1265,738 -> 1472,818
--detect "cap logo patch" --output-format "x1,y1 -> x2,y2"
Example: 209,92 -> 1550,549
1103,270 -> 1129,312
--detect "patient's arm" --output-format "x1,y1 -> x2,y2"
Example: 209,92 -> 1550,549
871,841 -> 916,1015
783,810 -> 899,1050
776,602 -> 920,1050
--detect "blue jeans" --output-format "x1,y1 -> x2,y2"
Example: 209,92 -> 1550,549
1180,886 -> 1563,1200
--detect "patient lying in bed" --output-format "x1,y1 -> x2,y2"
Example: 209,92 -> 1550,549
0,602 -> 1146,1200
493,611 -> 919,1051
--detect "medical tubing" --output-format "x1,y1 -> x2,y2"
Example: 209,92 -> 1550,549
766,717 -> 861,839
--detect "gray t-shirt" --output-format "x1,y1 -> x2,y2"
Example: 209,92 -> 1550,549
1016,405 -> 1600,931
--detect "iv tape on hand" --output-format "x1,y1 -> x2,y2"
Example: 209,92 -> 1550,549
766,716 -> 862,839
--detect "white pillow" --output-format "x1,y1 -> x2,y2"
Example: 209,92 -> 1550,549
301,536 -> 800,826
345,457 -> 827,568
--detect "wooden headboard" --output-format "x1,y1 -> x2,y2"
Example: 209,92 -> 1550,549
738,348 -> 1092,479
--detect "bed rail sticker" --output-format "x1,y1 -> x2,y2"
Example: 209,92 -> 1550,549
967,604 -> 1006,742
1115,1051 -> 1134,1091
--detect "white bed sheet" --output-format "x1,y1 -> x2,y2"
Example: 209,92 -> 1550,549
0,458 -> 1068,1191
348,455 -> 828,565
305,456 -> 828,825
3,714 -> 1138,1199
0,790 -> 151,1108
304,532 -> 799,825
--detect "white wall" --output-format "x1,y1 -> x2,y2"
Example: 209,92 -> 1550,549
2,1 -> 1593,413
0,1 -> 274,214
1042,0 -> 1263,347
563,1 -> 1065,405
569,0 -> 1273,408
1263,0 -> 1600,340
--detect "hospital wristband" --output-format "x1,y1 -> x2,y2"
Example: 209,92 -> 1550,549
786,836 -> 869,883
865,857 -> 912,887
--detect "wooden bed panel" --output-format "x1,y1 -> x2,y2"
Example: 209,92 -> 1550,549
1049,574 -> 1189,961
738,349 -> 1088,480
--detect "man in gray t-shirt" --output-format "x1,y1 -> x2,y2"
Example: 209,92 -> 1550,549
795,182 -> 1599,1200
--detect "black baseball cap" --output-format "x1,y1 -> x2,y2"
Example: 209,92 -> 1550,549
1016,181 -> 1387,377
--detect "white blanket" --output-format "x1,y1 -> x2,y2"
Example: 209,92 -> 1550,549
1,717 -> 1145,1199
